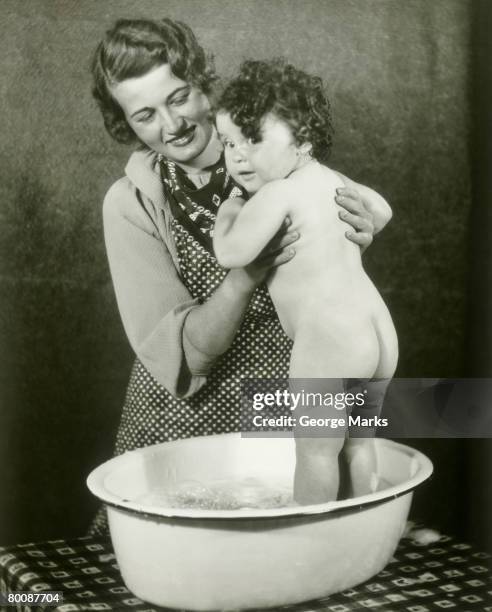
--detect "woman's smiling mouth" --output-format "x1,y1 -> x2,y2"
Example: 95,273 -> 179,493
167,125 -> 196,146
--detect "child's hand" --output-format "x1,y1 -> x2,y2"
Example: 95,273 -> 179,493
335,187 -> 376,253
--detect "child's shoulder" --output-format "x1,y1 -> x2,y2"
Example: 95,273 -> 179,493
292,161 -> 344,187
322,166 -> 357,190
245,178 -> 294,211
313,162 -> 342,180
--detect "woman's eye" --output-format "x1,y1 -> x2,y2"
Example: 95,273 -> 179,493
172,94 -> 189,106
136,112 -> 154,123
223,140 -> 235,149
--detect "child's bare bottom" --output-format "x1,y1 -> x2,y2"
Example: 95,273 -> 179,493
291,309 -> 397,504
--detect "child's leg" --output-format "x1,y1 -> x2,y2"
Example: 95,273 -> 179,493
341,315 -> 398,497
341,378 -> 391,497
294,436 -> 345,504
292,377 -> 346,504
290,318 -> 380,504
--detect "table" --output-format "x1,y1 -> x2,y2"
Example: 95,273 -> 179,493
0,527 -> 490,611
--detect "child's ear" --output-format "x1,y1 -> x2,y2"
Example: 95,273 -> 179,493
296,141 -> 313,157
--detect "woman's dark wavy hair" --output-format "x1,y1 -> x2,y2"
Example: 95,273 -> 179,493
218,59 -> 334,163
91,18 -> 218,144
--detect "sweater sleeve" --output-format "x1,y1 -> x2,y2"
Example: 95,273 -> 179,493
102,177 -> 215,399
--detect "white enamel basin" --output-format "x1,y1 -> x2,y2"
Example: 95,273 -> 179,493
87,434 -> 433,610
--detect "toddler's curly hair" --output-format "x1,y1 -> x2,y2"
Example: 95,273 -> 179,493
218,59 -> 334,163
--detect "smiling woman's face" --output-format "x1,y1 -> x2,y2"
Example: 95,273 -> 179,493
110,64 -> 215,170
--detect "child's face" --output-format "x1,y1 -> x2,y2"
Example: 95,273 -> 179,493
216,111 -> 300,194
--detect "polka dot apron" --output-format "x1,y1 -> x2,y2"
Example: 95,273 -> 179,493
114,156 -> 292,453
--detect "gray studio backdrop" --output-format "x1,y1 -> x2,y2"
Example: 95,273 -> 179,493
1,0 -> 490,547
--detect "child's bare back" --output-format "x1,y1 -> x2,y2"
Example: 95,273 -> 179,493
267,161 -> 396,382
215,159 -> 396,380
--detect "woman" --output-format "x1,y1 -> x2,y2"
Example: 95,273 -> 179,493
89,17 -> 391,532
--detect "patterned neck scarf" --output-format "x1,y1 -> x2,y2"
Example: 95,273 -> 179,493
160,154 -> 244,254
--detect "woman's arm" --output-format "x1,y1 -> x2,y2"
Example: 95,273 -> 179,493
104,179 -> 295,398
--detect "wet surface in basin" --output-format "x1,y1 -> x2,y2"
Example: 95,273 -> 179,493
133,475 -> 394,511
134,477 -> 295,510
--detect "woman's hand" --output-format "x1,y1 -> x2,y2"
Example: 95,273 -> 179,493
335,187 -> 376,253
229,218 -> 298,291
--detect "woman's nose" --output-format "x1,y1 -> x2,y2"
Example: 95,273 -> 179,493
159,107 -> 183,136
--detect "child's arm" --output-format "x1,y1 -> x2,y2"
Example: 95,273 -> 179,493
334,172 -> 392,235
214,182 -> 290,268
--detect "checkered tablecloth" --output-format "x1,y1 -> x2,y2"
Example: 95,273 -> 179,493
0,528 -> 490,611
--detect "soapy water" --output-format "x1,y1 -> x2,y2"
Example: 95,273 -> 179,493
134,475 -> 392,511
135,477 -> 295,511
